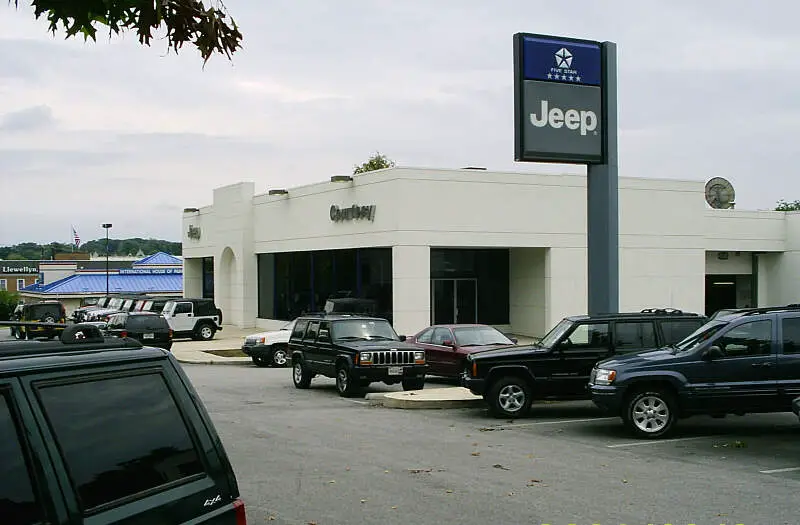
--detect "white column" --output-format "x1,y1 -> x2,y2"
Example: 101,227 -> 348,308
509,248 -> 547,338
183,258 -> 202,298
392,245 -> 430,337
545,247 -> 588,329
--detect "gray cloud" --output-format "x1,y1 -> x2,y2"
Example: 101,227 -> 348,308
0,105 -> 55,132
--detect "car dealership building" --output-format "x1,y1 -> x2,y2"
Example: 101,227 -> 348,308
180,166 -> 799,337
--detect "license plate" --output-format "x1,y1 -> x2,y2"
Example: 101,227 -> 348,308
143,333 -> 154,339
388,366 -> 403,376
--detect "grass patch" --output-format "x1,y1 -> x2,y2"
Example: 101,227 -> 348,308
204,349 -> 248,358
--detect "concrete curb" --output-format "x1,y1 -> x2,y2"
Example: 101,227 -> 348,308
366,388 -> 484,409
174,356 -> 253,366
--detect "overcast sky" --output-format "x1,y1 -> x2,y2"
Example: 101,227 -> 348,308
1,0 -> 797,245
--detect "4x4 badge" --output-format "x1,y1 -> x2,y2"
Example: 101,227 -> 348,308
203,495 -> 221,507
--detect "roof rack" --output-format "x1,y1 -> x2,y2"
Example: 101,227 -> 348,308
640,308 -> 687,315
736,304 -> 800,316
0,321 -> 143,357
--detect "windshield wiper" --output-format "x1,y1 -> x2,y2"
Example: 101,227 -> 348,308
336,336 -> 367,341
366,336 -> 396,341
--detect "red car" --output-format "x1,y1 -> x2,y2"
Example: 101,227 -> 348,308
406,324 -> 518,378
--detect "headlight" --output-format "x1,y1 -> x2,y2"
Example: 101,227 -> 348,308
594,368 -> 617,385
258,337 -> 266,344
360,352 -> 372,365
414,351 -> 425,364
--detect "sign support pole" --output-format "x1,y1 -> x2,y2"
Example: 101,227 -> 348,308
586,41 -> 619,315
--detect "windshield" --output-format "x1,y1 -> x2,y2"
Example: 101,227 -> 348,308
539,319 -> 574,348
331,319 -> 399,341
673,320 -> 728,352
453,326 -> 513,347
281,320 -> 296,331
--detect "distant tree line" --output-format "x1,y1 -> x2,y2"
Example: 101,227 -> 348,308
0,239 -> 181,260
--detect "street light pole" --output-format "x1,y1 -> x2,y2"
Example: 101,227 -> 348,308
102,223 -> 112,296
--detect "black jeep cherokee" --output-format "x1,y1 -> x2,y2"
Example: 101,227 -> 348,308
0,321 -> 247,524
289,315 -> 428,397
462,308 -> 707,418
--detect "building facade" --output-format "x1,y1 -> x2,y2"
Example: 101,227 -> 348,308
181,167 -> 797,337
0,261 -> 40,293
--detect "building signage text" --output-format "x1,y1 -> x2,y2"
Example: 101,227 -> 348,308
1,265 -> 38,274
514,32 -> 605,164
119,268 -> 182,275
330,204 -> 376,223
187,225 -> 201,240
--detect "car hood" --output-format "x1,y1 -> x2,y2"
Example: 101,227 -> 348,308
596,348 -> 679,369
469,343 -> 548,360
341,340 -> 420,351
460,343 -> 518,354
244,330 -> 290,343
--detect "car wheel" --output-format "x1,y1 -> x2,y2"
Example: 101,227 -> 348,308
402,377 -> 425,391
292,359 -> 312,389
196,323 -> 216,341
487,376 -> 533,418
335,363 -> 359,397
271,346 -> 289,367
43,315 -> 56,323
252,356 -> 270,368
624,389 -> 677,439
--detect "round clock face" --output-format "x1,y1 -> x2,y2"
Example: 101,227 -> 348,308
705,178 -> 735,208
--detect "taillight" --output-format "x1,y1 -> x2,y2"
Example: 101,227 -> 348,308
120,331 -> 127,338
168,329 -> 173,339
233,498 -> 246,525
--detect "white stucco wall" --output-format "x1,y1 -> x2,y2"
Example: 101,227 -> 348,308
182,167 -> 799,331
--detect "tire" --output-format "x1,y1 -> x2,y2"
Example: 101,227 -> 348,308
402,377 -> 425,391
43,315 -> 56,324
486,375 -> 533,418
271,346 -> 289,367
196,323 -> 216,341
335,363 -> 359,397
624,389 -> 677,439
252,356 -> 270,368
292,359 -> 312,389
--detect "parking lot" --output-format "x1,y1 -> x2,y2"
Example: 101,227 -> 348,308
184,363 -> 800,525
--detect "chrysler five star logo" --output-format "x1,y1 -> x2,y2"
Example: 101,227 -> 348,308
554,47 -> 573,69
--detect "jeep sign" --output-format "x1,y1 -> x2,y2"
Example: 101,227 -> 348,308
514,33 -> 605,164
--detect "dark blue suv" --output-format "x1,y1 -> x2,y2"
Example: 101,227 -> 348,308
589,305 -> 800,438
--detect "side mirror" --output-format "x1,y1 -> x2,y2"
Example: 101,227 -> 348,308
442,339 -> 455,347
702,345 -> 723,360
398,335 -> 407,341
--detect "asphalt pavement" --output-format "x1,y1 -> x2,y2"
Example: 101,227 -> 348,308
183,364 -> 800,525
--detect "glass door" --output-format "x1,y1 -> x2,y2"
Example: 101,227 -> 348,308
431,279 -> 478,324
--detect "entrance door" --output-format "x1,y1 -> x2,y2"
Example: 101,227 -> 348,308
431,279 -> 477,325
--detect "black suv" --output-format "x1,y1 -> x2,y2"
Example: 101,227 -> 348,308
0,322 -> 247,524
14,301 -> 67,340
105,311 -> 174,351
590,305 -> 800,439
462,308 -> 708,418
289,315 -> 428,396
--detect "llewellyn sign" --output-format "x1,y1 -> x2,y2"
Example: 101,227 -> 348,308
330,204 -> 376,222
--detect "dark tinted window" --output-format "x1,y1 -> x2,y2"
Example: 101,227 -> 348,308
317,322 -> 331,342
614,321 -> 657,351
716,319 -> 773,357
661,319 -> 705,345
107,313 -> 127,329
36,373 -> 204,511
0,391 -> 45,525
174,303 -> 192,315
431,327 -> 453,345
782,317 -> 800,354
127,315 -> 170,332
291,320 -> 309,339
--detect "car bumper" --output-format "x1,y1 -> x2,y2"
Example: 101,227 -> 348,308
241,344 -> 271,358
460,374 -> 486,396
589,384 -> 624,413
354,364 -> 428,382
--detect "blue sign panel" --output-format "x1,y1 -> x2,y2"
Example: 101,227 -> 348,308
520,35 -> 601,87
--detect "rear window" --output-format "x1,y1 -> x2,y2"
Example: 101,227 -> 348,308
661,319 -> 706,345
127,316 -> 170,332
26,304 -> 61,319
35,373 -> 205,512
0,390 -> 46,525
107,313 -> 128,329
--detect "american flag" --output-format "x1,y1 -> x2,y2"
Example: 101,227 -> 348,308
72,226 -> 80,247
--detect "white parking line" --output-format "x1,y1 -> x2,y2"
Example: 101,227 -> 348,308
486,417 -> 618,429
759,466 -> 800,474
606,436 -> 712,448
